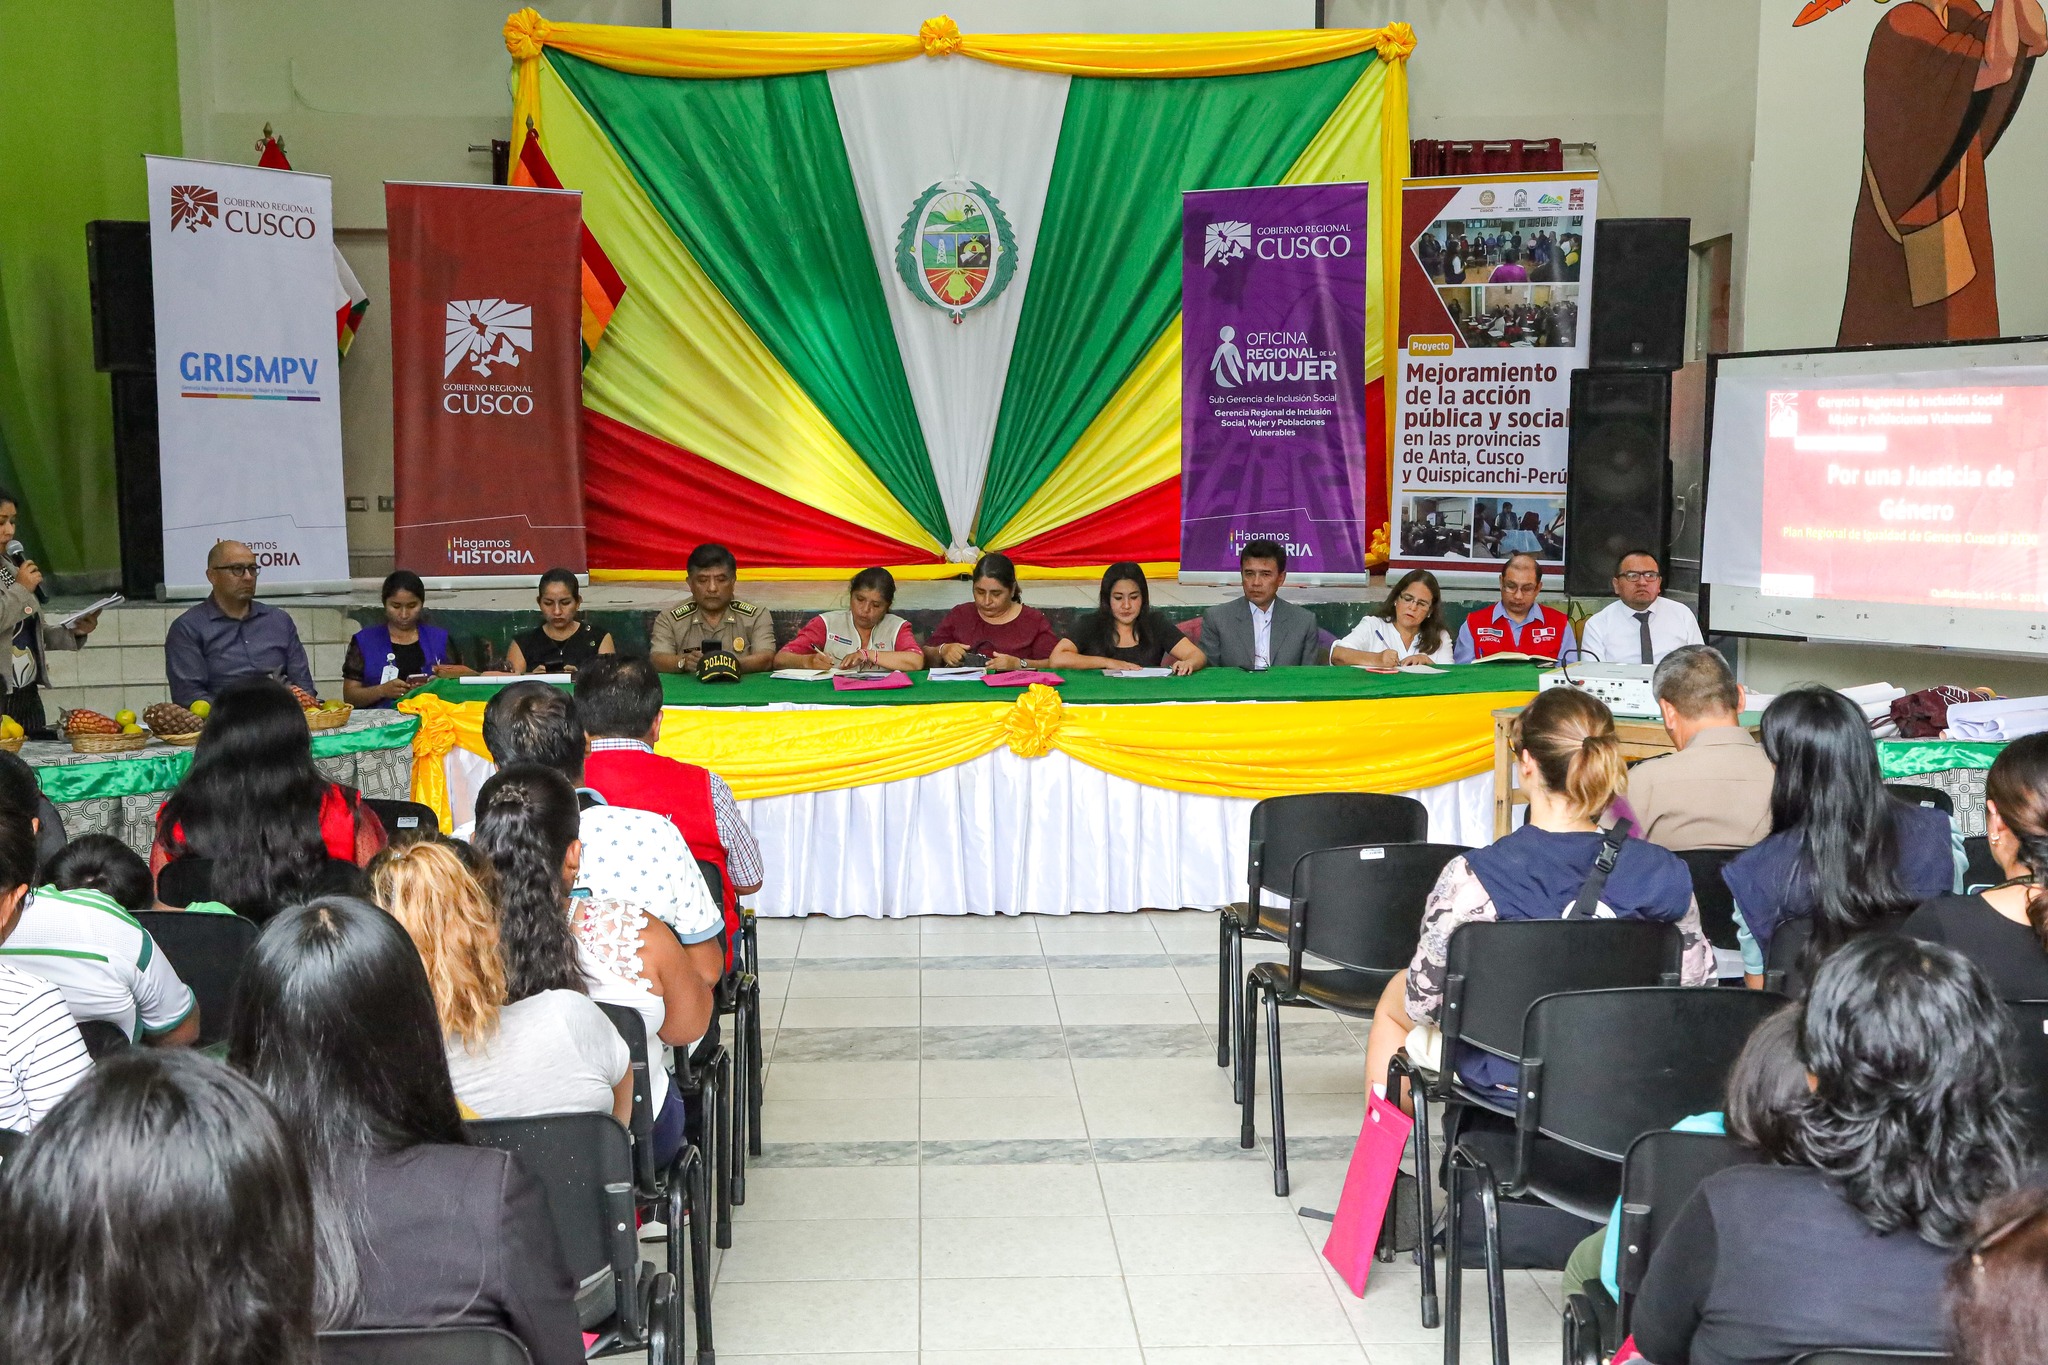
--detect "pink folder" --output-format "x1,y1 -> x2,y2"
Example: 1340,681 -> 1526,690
1322,1091 -> 1415,1296
832,671 -> 912,691
982,669 -> 1064,687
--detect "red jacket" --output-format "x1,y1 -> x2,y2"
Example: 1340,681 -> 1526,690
583,747 -> 738,957
1463,602 -> 1573,660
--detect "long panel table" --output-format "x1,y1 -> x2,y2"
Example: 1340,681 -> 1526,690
401,665 -> 1543,918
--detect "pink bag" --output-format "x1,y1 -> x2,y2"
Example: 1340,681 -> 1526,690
982,669 -> 1064,687
1322,1092 -> 1415,1296
832,671 -> 912,691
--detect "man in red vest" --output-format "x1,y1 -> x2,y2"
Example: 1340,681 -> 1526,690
1451,552 -> 1579,663
573,656 -> 763,948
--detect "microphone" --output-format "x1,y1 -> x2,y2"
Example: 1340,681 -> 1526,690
7,540 -> 44,602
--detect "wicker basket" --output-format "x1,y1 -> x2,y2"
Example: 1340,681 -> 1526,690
70,730 -> 149,755
153,730 -> 201,747
0,734 -> 22,754
304,703 -> 353,732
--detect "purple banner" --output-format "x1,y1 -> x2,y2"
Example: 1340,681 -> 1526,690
1180,181 -> 1370,575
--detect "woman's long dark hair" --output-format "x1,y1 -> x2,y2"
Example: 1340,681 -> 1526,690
0,1050 -> 316,1365
471,764 -> 586,1002
1761,686 -> 1913,955
1375,568 -> 1448,655
1984,733 -> 2048,952
228,897 -> 466,1329
1794,935 -> 2025,1245
1723,1003 -> 1808,1163
1075,561 -> 1173,659
157,677 -> 331,920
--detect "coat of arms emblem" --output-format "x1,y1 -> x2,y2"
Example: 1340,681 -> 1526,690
894,181 -> 1017,323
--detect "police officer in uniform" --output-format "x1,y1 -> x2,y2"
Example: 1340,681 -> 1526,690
649,543 -> 777,676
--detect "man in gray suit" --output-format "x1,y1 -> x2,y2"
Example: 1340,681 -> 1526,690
1200,539 -> 1323,670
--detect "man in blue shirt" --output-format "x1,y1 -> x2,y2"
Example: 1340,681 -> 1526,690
163,540 -> 317,706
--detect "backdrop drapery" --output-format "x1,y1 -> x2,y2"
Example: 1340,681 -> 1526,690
500,9 -> 1411,575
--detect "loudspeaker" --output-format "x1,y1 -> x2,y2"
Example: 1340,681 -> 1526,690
1565,369 -> 1671,598
86,220 -> 154,374
1588,218 -> 1688,370
110,372 -> 164,600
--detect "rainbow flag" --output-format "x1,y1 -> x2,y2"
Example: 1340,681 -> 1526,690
510,129 -> 627,362
256,134 -> 370,359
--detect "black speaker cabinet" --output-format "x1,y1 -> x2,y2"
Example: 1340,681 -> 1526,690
1565,369 -> 1671,598
87,220 -> 154,374
1588,218 -> 1688,371
110,372 -> 164,600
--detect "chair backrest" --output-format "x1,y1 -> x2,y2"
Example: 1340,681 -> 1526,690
1248,793 -> 1430,901
695,859 -> 725,911
1521,987 -> 1787,1160
1614,1130 -> 1758,1309
153,856 -> 218,908
76,1019 -> 131,1058
466,1112 -> 636,1283
1887,784 -> 1953,817
319,1327 -> 533,1364
1790,1353 -> 1949,1365
1289,843 -> 1470,978
2004,1001 -> 2048,1135
1963,836 -> 2002,893
1761,912 -> 1912,999
0,1126 -> 23,1167
134,910 -> 260,1047
595,1001 -> 658,1194
1675,847 -> 1742,951
365,797 -> 440,841
1442,919 -> 1683,1062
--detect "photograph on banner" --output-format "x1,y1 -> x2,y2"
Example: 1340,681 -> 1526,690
1391,173 -> 1597,579
1178,181 -> 1372,580
146,156 -> 351,590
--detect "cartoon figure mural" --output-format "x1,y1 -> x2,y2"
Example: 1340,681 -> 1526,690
1798,0 -> 2048,344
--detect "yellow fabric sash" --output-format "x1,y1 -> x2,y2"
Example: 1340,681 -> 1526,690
401,683 -> 1525,828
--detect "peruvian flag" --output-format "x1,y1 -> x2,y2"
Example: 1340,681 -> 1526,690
256,131 -> 370,358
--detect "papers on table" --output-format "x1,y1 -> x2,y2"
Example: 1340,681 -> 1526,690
462,672 -> 573,685
771,668 -> 834,681
1397,664 -> 1445,675
1948,695 -> 2048,742
1103,667 -> 1173,679
927,666 -> 987,681
54,594 -> 122,628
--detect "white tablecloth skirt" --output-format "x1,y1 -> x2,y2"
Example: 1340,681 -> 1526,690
446,746 -> 1492,919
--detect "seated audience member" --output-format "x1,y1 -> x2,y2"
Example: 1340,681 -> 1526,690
575,656 -> 764,946
0,1050 -> 316,1365
775,566 -> 923,672
501,567 -> 614,676
1949,1184 -> 2048,1365
1577,549 -> 1704,666
152,678 -> 386,919
1626,645 -> 1774,851
1722,687 -> 1955,985
8,835 -> 197,1047
341,570 -> 471,709
1200,539 -> 1321,670
1633,936 -> 2026,1365
230,896 -> 582,1365
1362,687 -> 1714,1097
925,552 -> 1058,671
164,539 -> 318,707
1452,552 -> 1577,663
1330,569 -> 1453,667
650,542 -> 777,676
0,747 -> 67,871
0,814 -> 89,1132
1051,561 -> 1204,674
1907,732 -> 2048,998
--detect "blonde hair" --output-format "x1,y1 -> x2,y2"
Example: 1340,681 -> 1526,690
367,841 -> 506,1049
1511,686 -> 1627,822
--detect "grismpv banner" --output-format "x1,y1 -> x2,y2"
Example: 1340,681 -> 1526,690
1390,173 -> 1598,576
1179,182 -> 1372,580
146,156 -> 350,591
386,182 -> 586,580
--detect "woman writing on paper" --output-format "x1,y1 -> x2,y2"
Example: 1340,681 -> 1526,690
773,567 -> 923,672
1330,570 -> 1453,667
923,553 -> 1057,672
1051,562 -> 1204,674
341,571 -> 472,709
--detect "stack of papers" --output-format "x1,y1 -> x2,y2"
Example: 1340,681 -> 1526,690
463,673 -> 572,685
927,666 -> 987,681
1948,696 -> 2048,742
1103,667 -> 1173,679
770,668 -> 834,681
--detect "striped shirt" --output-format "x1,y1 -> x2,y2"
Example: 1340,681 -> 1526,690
0,960 -> 91,1130
3,886 -> 196,1040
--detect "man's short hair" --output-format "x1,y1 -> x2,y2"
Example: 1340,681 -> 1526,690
1500,551 -> 1542,580
1652,644 -> 1740,719
1614,547 -> 1661,575
1239,539 -> 1286,570
573,655 -> 665,739
480,682 -> 584,781
686,543 -> 738,576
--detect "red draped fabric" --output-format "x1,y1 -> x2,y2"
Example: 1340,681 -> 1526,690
998,478 -> 1181,567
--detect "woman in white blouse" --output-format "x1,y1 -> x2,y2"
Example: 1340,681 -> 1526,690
1330,569 -> 1454,667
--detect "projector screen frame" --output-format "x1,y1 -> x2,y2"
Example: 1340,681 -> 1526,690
1700,332 -> 2048,657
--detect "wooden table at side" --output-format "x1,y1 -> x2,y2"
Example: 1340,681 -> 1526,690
1490,706 -> 1718,840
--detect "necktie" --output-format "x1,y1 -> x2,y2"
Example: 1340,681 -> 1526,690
1634,610 -> 1654,665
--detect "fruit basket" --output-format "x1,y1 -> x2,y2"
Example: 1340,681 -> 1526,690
0,733 -> 21,754
305,702 -> 353,732
62,709 -> 148,754
70,730 -> 148,754
143,702 -> 205,747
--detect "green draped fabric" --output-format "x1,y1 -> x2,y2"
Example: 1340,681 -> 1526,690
31,714 -> 418,805
972,54 -> 1374,543
548,53 -> 948,545
1877,739 -> 2006,778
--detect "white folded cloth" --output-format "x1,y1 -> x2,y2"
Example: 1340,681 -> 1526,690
1948,696 -> 2048,742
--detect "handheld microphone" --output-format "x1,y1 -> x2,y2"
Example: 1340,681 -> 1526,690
7,540 -> 44,602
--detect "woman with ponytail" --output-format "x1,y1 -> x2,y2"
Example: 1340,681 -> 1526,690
1906,732 -> 2048,998
1364,686 -> 1714,1099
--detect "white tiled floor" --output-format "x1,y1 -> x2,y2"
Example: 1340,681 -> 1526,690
689,908 -> 1568,1364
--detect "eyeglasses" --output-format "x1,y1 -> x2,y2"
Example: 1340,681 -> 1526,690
1616,570 -> 1662,583
1395,593 -> 1433,609
214,563 -> 260,577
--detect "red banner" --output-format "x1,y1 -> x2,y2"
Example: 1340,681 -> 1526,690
387,183 -> 585,576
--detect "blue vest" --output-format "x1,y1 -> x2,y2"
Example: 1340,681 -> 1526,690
1721,802 -> 1955,958
351,623 -> 450,708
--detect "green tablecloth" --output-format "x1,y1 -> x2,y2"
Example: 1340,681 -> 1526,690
26,711 -> 420,805
411,661 -> 1548,710
1876,739 -> 2006,780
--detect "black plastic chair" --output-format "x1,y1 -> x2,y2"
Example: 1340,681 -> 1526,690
1385,918 -> 1685,1332
1216,793 -> 1429,1097
1761,913 -> 1913,998
1964,835 -> 2002,893
319,1326 -> 533,1364
1449,987 -> 1786,1365
596,1001 -> 712,1361
2005,1000 -> 2048,1135
1674,847 -> 1743,952
699,859 -> 757,1204
76,1018 -> 131,1059
135,910 -> 259,1047
0,1127 -> 22,1167
1560,1129 -> 1759,1364
466,1113 -> 680,1364
1888,784 -> 1953,816
365,797 -> 440,841
1240,841 -> 1469,1195
1790,1354 -> 1949,1365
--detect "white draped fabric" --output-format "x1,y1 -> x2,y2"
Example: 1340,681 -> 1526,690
827,59 -> 1070,551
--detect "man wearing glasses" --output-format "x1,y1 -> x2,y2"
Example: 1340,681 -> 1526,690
163,540 -> 318,707
1576,548 -> 1702,666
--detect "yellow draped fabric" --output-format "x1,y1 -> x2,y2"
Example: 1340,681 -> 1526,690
401,684 -> 1525,829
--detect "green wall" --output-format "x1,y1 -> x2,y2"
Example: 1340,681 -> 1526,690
0,0 -> 181,575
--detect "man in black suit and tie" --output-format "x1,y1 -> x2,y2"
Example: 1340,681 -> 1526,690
1200,539 -> 1323,671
